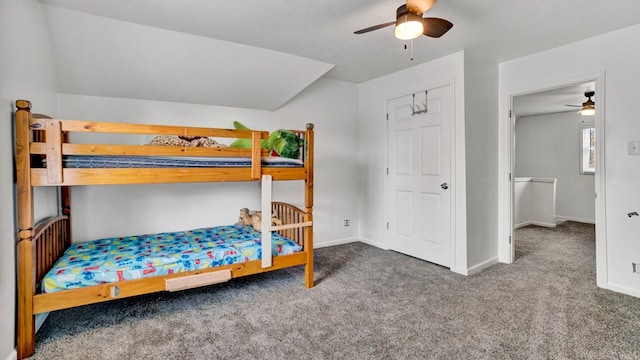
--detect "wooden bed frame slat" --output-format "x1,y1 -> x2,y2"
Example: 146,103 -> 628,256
31,142 -> 270,157
166,269 -> 232,292
33,216 -> 69,289
14,100 -> 315,360
270,221 -> 313,232
31,118 -> 270,139
44,120 -> 63,184
251,132 -> 262,179
30,167 -> 307,186
33,252 -> 308,314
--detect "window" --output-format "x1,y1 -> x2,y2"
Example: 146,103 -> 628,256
580,122 -> 596,174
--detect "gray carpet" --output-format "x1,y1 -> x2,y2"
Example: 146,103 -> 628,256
30,222 -> 640,359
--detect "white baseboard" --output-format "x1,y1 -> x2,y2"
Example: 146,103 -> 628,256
467,257 -> 499,275
314,237 -> 358,249
358,237 -> 388,250
555,216 -> 595,225
514,221 -> 556,229
322,239 -> 500,278
606,283 -> 640,299
450,266 -> 468,276
2,314 -> 48,360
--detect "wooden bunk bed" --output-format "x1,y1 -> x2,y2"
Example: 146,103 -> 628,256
14,100 -> 314,359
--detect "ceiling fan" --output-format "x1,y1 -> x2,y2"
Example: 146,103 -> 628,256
565,91 -> 595,116
354,0 -> 453,40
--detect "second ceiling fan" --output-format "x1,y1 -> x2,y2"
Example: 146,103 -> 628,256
565,91 -> 596,116
354,0 -> 453,40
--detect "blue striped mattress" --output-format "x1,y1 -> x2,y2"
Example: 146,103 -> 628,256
59,155 -> 303,168
42,224 -> 302,293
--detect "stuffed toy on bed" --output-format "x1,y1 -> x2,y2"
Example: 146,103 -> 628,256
236,207 -> 282,232
147,135 -> 228,148
229,121 -> 304,159
237,208 -> 253,226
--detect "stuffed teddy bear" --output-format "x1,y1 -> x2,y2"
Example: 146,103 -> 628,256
251,211 -> 283,232
237,208 -> 282,232
147,135 -> 227,148
237,208 -> 253,226
228,121 -> 304,159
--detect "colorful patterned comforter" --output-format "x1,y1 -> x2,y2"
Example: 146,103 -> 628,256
42,224 -> 302,293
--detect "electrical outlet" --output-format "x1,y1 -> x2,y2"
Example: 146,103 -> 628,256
633,263 -> 640,274
628,141 -> 640,155
344,219 -> 350,227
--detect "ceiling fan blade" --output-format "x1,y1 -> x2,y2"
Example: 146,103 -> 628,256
422,17 -> 453,38
564,104 -> 581,107
407,0 -> 437,15
354,21 -> 396,34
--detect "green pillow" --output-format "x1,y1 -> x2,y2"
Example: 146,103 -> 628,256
229,121 -> 303,159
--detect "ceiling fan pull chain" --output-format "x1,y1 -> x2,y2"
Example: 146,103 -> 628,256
410,39 -> 414,61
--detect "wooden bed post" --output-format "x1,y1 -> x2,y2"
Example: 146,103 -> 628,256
304,123 -> 314,288
60,129 -> 72,247
15,100 -> 36,359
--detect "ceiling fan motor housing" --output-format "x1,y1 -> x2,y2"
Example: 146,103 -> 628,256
395,5 -> 424,40
353,0 -> 452,39
397,4 -> 419,18
396,5 -> 423,25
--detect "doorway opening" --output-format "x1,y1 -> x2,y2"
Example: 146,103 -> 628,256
502,73 -> 607,287
511,81 -> 597,261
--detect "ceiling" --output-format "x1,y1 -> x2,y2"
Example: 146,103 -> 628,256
514,82 -> 596,118
40,0 -> 640,83
37,0 -> 640,110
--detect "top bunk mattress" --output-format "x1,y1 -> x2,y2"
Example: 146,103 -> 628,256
42,224 -> 302,293
58,155 -> 304,168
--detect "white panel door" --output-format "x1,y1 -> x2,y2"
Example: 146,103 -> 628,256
387,85 -> 451,267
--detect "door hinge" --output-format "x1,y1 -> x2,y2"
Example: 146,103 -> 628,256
509,235 -> 512,244
386,222 -> 389,229
386,168 -> 389,175
509,110 -> 512,118
386,113 -> 389,121
509,172 -> 512,181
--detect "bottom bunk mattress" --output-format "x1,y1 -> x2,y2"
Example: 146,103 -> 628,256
42,224 -> 302,293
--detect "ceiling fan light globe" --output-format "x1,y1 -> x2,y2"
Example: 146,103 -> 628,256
581,107 -> 595,116
395,14 -> 424,40
581,97 -> 595,116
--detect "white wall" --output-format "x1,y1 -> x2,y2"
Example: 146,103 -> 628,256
463,48 -> 500,272
357,51 -> 468,274
56,77 -> 359,248
0,0 -> 59,358
513,177 -> 557,228
274,79 -> 360,246
500,23 -> 640,297
515,112 -> 595,223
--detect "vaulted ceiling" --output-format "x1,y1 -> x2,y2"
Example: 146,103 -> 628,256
39,0 -> 640,110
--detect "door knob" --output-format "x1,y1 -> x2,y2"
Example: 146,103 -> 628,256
441,183 -> 449,190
